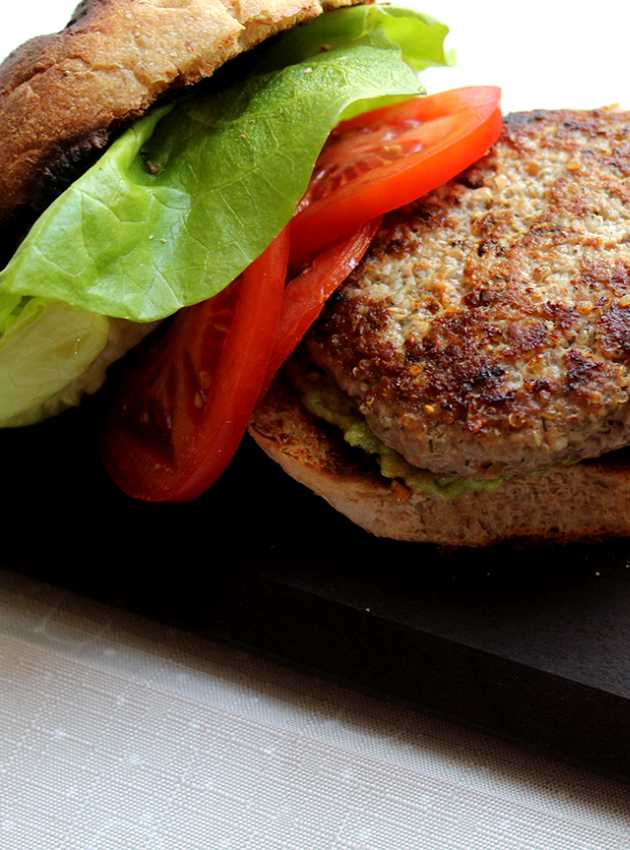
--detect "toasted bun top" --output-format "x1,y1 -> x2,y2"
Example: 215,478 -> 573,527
0,0 -> 357,232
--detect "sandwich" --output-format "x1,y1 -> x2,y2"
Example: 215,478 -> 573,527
251,108 -> 630,545
0,1 -> 472,452
6,2 -> 627,548
0,0 -> 453,429
0,1 -> 498,497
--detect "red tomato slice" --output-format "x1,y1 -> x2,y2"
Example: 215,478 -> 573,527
264,217 -> 381,391
290,86 -> 502,266
102,229 -> 290,502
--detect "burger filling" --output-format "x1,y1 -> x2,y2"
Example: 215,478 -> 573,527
291,360 -> 504,498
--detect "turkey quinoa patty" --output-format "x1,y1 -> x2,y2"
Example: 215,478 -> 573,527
307,109 -> 630,479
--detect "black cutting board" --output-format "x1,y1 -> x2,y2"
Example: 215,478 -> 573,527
4,397 -> 630,780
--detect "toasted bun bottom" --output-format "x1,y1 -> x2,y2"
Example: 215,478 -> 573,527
250,377 -> 630,546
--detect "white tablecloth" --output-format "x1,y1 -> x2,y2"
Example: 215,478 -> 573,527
0,569 -> 628,849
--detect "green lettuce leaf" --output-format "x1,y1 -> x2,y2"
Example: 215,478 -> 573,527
257,4 -> 452,74
0,298 -> 110,426
0,6 -> 450,323
0,296 -> 157,427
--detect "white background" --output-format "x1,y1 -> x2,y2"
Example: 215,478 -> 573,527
1,2 -> 630,849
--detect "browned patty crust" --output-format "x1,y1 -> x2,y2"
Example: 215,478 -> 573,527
308,109 -> 630,478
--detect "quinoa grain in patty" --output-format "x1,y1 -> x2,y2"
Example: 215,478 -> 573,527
308,109 -> 630,478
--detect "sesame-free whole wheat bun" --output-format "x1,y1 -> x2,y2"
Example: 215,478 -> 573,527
0,0 -> 358,234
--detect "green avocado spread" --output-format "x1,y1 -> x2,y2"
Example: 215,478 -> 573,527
300,374 -> 504,500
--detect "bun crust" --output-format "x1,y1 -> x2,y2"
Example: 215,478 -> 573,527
250,377 -> 630,546
0,0 -> 356,229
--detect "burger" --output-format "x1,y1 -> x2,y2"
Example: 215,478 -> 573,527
251,107 -> 630,545
2,1 -> 628,547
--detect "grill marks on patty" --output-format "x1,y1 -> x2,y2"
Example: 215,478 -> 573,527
308,109 -> 630,477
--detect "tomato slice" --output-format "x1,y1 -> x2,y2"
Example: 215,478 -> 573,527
264,217 -> 381,390
290,86 -> 502,266
103,86 -> 504,502
102,229 -> 290,502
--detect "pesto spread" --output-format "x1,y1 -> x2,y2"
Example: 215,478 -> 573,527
301,375 -> 504,500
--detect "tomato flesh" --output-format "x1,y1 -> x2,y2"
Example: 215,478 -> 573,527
290,86 -> 502,266
102,229 -> 290,502
265,218 -> 381,389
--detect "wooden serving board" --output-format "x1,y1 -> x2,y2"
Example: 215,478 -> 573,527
4,399 -> 630,780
